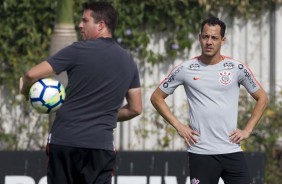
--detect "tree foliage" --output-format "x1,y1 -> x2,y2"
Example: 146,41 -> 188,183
1,0 -> 282,87
0,0 -> 57,89
238,91 -> 282,183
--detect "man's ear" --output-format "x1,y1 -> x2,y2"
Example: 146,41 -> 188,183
98,20 -> 105,31
221,36 -> 226,46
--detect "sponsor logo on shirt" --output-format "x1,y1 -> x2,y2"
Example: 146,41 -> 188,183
163,82 -> 169,88
163,65 -> 184,88
243,69 -> 257,88
193,76 -> 200,80
223,61 -> 235,69
189,63 -> 200,70
238,64 -> 244,69
219,71 -> 232,86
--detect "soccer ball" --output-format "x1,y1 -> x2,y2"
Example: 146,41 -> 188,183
29,78 -> 66,113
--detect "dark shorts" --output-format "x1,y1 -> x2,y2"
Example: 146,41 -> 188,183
189,152 -> 251,184
46,143 -> 116,184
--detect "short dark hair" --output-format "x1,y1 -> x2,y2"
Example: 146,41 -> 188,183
83,2 -> 118,34
201,16 -> 226,37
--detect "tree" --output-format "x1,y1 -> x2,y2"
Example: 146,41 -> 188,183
0,0 -> 57,150
48,0 -> 77,126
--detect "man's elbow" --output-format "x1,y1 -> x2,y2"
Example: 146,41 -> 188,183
262,94 -> 268,110
21,73 -> 34,88
133,106 -> 142,117
134,110 -> 142,117
24,70 -> 38,83
150,93 -> 158,107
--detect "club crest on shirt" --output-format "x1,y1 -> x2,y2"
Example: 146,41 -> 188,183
219,71 -> 232,86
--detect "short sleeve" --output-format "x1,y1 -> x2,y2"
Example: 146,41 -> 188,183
238,64 -> 261,94
159,64 -> 184,95
47,43 -> 78,74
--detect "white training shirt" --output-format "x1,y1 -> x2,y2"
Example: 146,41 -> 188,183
159,56 -> 261,154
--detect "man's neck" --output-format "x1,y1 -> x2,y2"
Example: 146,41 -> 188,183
199,54 -> 224,65
97,31 -> 112,39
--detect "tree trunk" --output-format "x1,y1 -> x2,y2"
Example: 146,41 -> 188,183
48,0 -> 77,128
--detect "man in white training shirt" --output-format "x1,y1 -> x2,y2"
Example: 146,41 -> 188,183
151,16 -> 268,184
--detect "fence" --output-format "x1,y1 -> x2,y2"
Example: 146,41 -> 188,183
0,151 -> 265,184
